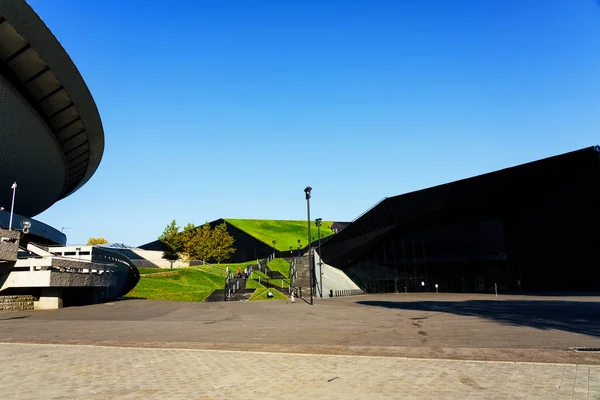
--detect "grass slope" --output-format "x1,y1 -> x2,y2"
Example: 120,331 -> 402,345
225,219 -> 336,251
268,258 -> 290,278
126,268 -> 224,302
250,287 -> 288,301
248,270 -> 290,289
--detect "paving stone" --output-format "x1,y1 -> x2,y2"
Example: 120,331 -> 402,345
0,343 -> 596,399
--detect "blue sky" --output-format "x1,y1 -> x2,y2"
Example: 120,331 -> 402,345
31,0 -> 599,246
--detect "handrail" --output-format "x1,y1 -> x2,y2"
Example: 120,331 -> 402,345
289,257 -> 297,285
249,275 -> 290,290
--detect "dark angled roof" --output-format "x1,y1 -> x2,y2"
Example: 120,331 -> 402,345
322,146 -> 600,265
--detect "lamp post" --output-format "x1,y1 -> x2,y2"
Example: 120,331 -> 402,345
315,218 -> 323,298
297,239 -> 301,257
304,186 -> 313,305
9,182 -> 17,230
272,240 -> 276,260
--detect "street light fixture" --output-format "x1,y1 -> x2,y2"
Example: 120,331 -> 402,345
9,182 -> 17,230
315,217 -> 323,298
304,186 -> 313,305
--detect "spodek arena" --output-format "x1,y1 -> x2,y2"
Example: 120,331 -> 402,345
0,0 -> 138,309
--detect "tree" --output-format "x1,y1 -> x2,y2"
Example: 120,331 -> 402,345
158,220 -> 237,265
87,237 -> 108,245
211,222 -> 236,263
159,220 -> 181,268
181,222 -> 213,261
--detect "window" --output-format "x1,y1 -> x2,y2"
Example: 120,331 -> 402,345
64,252 -> 76,256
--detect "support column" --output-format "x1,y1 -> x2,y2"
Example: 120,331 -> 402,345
34,288 -> 63,310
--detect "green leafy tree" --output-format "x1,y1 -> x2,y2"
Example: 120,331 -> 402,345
211,222 -> 236,263
181,222 -> 214,261
159,220 -> 236,265
180,223 -> 199,260
159,220 -> 181,268
87,237 -> 108,245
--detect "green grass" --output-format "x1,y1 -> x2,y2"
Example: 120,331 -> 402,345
129,261 -> 291,302
268,258 -> 290,278
245,275 -> 265,289
224,219 -> 336,251
250,287 -> 288,301
126,269 -> 225,302
248,271 -> 289,289
194,261 -> 256,277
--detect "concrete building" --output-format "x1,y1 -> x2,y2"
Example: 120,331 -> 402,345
0,0 -> 139,308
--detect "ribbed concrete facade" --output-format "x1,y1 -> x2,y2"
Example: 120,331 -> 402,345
0,0 -> 104,219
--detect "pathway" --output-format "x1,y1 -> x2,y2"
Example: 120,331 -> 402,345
0,343 -> 598,399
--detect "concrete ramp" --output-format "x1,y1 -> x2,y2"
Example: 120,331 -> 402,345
313,252 -> 362,298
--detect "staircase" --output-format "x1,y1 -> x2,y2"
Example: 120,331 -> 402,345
227,288 -> 255,301
294,253 -> 313,294
205,276 -> 256,302
0,295 -> 36,311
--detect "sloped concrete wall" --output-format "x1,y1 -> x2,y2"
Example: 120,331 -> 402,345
313,252 -> 361,296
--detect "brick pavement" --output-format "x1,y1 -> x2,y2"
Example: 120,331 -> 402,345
0,343 -> 598,400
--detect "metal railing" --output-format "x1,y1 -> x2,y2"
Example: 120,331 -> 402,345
289,257 -> 297,284
329,289 -> 365,297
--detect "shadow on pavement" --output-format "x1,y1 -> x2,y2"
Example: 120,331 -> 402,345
356,300 -> 600,337
0,315 -> 28,321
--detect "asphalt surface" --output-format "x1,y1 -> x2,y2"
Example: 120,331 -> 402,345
1,293 -> 600,364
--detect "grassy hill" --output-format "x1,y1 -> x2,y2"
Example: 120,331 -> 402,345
225,219 -> 335,251
127,264 -> 289,302
126,268 -> 224,302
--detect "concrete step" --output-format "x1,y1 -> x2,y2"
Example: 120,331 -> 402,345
205,288 -> 256,302
205,290 -> 226,302
294,254 -> 312,288
227,289 -> 255,302
0,295 -> 36,312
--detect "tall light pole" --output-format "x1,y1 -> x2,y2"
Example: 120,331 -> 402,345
9,182 -> 17,230
272,240 -> 276,260
315,218 -> 323,298
304,186 -> 313,305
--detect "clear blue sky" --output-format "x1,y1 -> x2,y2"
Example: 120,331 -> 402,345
31,0 -> 599,246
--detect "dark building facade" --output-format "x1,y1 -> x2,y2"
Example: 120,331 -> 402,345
321,146 -> 600,293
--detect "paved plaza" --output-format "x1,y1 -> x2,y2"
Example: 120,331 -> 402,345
1,293 -> 600,398
0,343 -> 599,399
